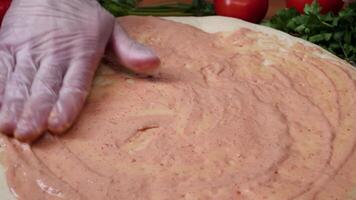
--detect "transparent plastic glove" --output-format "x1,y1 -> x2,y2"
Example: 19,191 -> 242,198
0,0 -> 160,142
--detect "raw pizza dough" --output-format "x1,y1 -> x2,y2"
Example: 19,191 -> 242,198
0,16 -> 356,200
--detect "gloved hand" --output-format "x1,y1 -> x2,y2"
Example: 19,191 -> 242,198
0,0 -> 160,142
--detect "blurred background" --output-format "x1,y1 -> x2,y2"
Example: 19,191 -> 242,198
140,0 -> 286,19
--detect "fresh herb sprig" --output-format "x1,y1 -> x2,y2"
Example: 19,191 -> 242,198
264,2 -> 356,66
99,0 -> 215,17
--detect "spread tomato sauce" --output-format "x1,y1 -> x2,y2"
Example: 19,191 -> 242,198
1,16 -> 356,200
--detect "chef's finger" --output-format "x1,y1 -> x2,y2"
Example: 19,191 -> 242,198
48,58 -> 97,134
15,62 -> 66,142
110,21 -> 160,73
0,51 -> 14,108
0,58 -> 36,135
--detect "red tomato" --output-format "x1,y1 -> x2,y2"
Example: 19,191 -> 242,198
0,0 -> 11,26
214,0 -> 269,23
286,0 -> 344,14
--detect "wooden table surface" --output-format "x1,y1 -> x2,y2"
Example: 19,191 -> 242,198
140,0 -> 286,19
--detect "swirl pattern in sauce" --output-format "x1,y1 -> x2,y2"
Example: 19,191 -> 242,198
1,17 -> 356,200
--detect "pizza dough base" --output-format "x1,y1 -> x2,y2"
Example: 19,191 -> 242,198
0,16 -> 356,200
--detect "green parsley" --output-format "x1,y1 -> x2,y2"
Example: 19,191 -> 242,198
99,0 -> 215,17
263,2 -> 356,66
